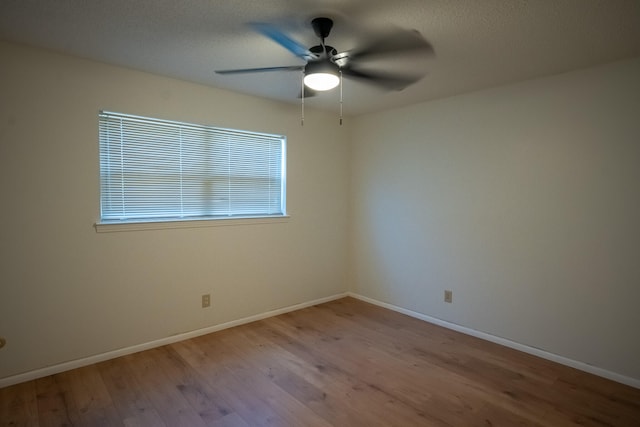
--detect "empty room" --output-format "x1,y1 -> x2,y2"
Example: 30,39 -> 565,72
1,1 -> 639,425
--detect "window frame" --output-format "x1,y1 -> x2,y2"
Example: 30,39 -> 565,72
95,111 -> 288,232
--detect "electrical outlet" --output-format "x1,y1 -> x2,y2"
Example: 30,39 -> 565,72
0,337 -> 6,349
444,290 -> 453,303
202,294 -> 211,308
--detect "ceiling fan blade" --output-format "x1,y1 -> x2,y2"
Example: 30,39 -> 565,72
250,22 -> 317,60
216,65 -> 303,75
343,29 -> 434,63
341,67 -> 423,91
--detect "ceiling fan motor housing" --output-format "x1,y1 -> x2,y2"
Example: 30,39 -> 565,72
305,59 -> 339,75
310,45 -> 338,57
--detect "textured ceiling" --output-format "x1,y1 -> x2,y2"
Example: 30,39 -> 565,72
1,0 -> 640,115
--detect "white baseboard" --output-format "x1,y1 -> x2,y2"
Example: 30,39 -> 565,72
347,292 -> 640,389
0,292 -> 348,389
4,291 -> 638,390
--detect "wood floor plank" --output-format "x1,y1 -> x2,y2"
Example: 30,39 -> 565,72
239,325 -> 373,426
173,332 -> 304,427
310,304 -> 576,423
123,348 -> 209,427
98,357 -> 167,427
263,308 -> 494,420
2,297 -> 639,426
306,306 -> 542,426
151,344 -> 249,426
219,324 -> 382,427
34,375 -> 76,427
328,297 -> 561,385
255,315 -> 449,426
197,328 -> 334,427
0,381 -> 39,427
312,299 -> 621,426
57,364 -> 122,427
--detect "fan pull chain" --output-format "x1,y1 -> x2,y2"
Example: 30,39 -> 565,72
339,70 -> 343,126
301,72 -> 305,126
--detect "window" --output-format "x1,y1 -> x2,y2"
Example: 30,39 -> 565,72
98,111 -> 286,226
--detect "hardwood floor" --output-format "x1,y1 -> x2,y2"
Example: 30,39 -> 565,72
2,297 -> 639,426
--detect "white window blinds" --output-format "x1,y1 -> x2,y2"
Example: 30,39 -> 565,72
99,111 -> 286,223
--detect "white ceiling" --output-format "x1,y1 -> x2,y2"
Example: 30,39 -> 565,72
2,0 -> 640,115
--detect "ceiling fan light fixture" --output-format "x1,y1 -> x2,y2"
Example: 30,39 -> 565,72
303,61 -> 340,91
304,73 -> 339,91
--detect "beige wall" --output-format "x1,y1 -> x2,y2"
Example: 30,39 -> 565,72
2,39 -> 639,385
0,41 -> 350,379
350,57 -> 640,381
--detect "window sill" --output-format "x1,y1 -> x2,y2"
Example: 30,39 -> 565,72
94,215 -> 290,233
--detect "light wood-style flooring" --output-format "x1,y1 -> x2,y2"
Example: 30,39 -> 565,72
2,297 -> 639,426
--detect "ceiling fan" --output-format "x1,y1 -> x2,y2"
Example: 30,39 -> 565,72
216,17 -> 435,96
